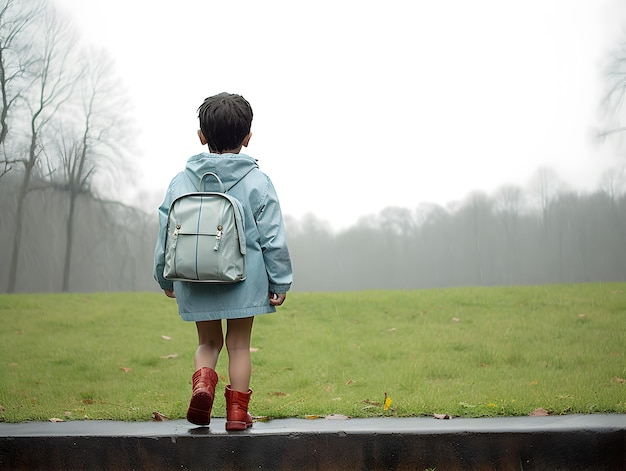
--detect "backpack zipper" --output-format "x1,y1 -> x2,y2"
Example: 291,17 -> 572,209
214,225 -> 223,251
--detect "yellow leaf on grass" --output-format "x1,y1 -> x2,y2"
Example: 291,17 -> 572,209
384,396 -> 392,411
383,392 -> 392,411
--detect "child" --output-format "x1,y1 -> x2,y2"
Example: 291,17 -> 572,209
154,92 -> 293,430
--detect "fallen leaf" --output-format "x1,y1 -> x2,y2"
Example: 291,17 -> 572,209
64,411 -> 72,417
120,367 -> 132,373
529,407 -> 549,416
161,335 -> 171,340
304,414 -> 322,419
613,377 -> 625,384
451,317 -> 461,322
49,417 -> 64,422
0,405 -> 4,412
383,392 -> 392,411
325,414 -> 350,420
577,314 -> 587,318
152,411 -> 169,421
345,379 -> 355,385
82,399 -> 95,405
160,354 -> 178,359
364,399 -> 381,406
433,413 -> 452,420
249,347 -> 259,352
252,415 -> 269,422
387,327 -> 397,332
271,391 -> 287,396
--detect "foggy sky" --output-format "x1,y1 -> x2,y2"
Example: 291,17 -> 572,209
55,0 -> 626,229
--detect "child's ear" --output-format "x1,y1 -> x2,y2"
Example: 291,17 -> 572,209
242,132 -> 252,147
197,129 -> 207,145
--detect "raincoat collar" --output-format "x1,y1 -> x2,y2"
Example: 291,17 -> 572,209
184,152 -> 258,192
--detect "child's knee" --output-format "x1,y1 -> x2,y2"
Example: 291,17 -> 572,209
200,337 -> 224,351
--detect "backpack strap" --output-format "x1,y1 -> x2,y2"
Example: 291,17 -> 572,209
224,166 -> 256,192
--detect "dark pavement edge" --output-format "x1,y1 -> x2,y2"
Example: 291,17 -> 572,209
1,414 -> 625,470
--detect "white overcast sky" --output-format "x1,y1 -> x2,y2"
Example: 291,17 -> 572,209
54,0 -> 626,229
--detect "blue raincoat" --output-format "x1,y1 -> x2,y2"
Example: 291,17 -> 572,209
154,153 -> 292,321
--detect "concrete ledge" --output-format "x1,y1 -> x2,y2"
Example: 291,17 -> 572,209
1,414 -> 624,470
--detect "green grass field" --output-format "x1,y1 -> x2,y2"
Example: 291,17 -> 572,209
0,283 -> 624,423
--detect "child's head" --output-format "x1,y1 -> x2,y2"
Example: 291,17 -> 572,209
197,93 -> 253,153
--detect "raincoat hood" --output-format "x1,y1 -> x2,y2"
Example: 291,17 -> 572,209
184,152 -> 259,191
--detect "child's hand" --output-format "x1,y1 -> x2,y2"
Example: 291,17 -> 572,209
164,289 -> 176,298
269,292 -> 286,306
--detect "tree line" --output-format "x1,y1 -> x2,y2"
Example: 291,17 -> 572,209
1,165 -> 625,293
286,168 -> 626,291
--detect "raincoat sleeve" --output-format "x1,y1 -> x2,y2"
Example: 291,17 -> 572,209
255,177 -> 293,294
153,180 -> 177,291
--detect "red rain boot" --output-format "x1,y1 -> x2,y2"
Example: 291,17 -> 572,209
225,385 -> 253,431
186,367 -> 218,425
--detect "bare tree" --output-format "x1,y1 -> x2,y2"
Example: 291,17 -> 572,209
493,184 -> 524,282
599,165 -> 626,215
0,0 -> 42,178
600,40 -> 626,141
6,5 -> 76,292
529,166 -> 562,235
56,50 -> 133,291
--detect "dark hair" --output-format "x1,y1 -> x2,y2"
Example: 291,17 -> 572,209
197,93 -> 253,152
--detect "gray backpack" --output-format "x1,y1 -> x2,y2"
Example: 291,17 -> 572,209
163,171 -> 246,283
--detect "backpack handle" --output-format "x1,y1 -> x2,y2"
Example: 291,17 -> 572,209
199,172 -> 225,192
185,167 -> 256,193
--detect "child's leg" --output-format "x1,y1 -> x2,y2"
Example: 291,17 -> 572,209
194,320 -> 224,370
187,320 -> 223,425
225,316 -> 254,392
